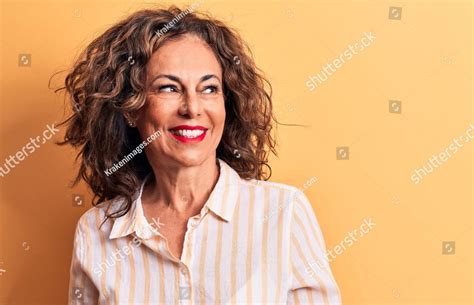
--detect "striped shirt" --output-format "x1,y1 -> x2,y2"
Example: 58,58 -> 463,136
68,158 -> 341,304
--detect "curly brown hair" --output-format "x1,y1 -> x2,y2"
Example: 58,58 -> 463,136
56,5 -> 277,221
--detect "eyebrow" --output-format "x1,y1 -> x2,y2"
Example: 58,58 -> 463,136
150,74 -> 221,84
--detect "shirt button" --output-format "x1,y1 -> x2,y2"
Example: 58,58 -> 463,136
188,219 -> 198,228
180,266 -> 187,275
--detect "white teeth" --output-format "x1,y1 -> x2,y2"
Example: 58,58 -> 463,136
170,129 -> 205,138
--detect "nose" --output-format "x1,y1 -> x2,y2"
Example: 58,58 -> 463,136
179,90 -> 202,117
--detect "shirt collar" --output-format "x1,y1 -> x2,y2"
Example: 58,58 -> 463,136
108,158 -> 241,240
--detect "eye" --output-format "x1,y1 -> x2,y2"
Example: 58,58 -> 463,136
157,85 -> 179,93
202,85 -> 218,94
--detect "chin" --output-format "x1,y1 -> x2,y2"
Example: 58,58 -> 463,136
169,152 -> 212,167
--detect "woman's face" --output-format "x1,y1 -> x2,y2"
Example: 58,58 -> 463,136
135,33 -> 226,167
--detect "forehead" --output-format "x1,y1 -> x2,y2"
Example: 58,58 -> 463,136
146,34 -> 222,81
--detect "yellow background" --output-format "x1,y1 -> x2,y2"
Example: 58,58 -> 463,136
0,0 -> 472,304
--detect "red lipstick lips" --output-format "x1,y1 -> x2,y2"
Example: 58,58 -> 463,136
168,125 -> 208,143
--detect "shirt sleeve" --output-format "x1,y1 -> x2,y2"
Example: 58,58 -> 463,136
68,217 -> 99,305
287,190 -> 341,305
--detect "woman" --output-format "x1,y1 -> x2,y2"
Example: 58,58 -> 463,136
61,6 -> 341,305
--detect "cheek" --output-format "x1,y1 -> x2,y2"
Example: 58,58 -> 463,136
139,100 -> 170,128
210,102 -> 226,128
140,114 -> 163,134
213,108 -> 226,144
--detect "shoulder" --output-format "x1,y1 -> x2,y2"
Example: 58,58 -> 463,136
241,178 -> 309,201
241,178 -> 300,194
74,197 -> 124,234
240,178 -> 313,214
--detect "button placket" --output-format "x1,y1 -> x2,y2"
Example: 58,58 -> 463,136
178,263 -> 192,303
181,216 -> 200,265
180,265 -> 188,276
179,217 -> 199,303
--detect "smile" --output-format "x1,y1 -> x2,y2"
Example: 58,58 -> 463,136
168,125 -> 208,143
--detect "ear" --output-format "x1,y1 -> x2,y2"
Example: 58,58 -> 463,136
123,112 -> 137,127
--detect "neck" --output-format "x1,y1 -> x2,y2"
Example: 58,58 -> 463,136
142,157 -> 220,216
